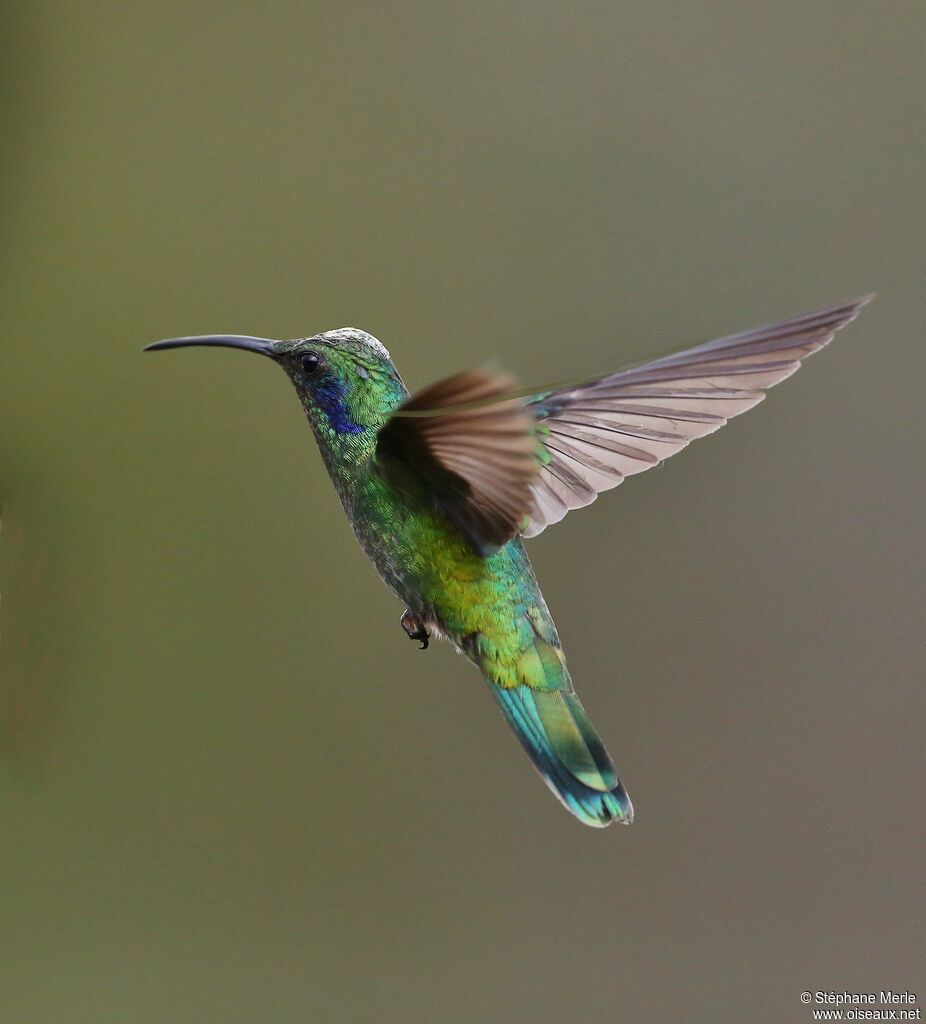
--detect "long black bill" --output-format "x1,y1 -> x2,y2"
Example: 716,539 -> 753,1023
143,334 -> 276,356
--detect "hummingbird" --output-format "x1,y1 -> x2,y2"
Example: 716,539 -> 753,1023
146,295 -> 871,828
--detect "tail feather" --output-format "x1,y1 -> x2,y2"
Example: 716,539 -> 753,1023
488,682 -> 633,828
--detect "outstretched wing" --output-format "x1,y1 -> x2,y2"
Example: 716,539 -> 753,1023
523,296 -> 872,537
376,369 -> 538,556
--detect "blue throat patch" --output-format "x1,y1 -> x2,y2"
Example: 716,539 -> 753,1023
315,379 -> 365,434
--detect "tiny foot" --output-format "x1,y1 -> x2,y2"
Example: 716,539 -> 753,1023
400,609 -> 430,650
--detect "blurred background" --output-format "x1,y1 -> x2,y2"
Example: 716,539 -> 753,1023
1,3 -> 924,1021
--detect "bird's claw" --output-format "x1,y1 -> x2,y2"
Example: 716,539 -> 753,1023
400,609 -> 430,651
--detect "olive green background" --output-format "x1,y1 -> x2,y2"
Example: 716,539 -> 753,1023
1,3 -> 923,1021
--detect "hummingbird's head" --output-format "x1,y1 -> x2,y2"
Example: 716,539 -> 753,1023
272,328 -> 408,437
145,326 -> 408,442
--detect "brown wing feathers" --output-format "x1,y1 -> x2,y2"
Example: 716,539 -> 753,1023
377,370 -> 538,555
521,296 -> 872,536
376,297 -> 871,552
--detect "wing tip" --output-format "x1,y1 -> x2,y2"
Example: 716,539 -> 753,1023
831,292 -> 876,329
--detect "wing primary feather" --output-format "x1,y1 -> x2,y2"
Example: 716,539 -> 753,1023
521,296 -> 871,537
377,299 -> 871,544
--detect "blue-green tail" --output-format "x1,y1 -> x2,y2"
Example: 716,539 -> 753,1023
488,680 -> 633,828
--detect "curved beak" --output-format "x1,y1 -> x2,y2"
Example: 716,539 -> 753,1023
143,334 -> 276,357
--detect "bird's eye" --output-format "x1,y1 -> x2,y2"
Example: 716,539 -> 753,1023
300,351 -> 321,376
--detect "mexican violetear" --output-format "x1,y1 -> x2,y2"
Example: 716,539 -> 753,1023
146,296 -> 871,827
